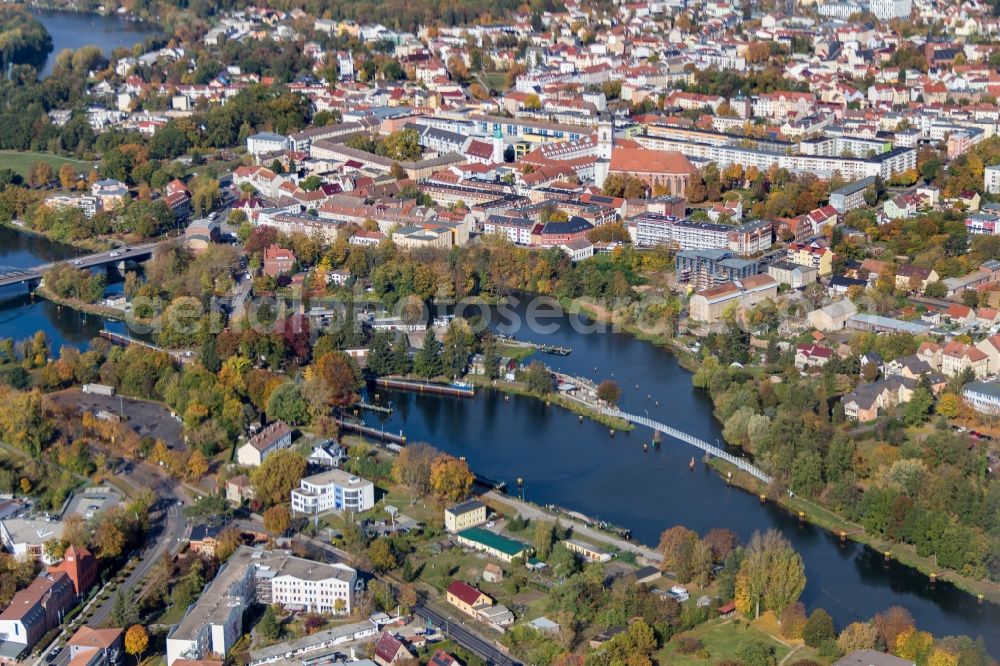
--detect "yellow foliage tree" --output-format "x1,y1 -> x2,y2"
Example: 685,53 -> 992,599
733,570 -> 752,616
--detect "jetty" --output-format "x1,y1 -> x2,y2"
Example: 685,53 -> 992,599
354,401 -> 392,414
372,377 -> 475,397
495,334 -> 572,356
335,418 -> 407,445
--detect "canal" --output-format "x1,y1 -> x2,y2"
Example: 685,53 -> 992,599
0,229 -> 997,652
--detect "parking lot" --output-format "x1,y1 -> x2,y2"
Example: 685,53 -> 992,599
48,388 -> 185,448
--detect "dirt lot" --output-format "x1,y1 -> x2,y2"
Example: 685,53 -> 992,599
48,388 -> 185,448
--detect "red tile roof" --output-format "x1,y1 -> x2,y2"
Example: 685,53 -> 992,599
446,580 -> 486,606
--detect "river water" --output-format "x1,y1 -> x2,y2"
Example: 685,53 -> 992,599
30,8 -> 164,77
1,229 -> 998,652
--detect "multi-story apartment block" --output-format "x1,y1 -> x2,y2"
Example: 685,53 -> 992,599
236,420 -> 293,467
290,469 -> 375,515
167,547 -> 358,666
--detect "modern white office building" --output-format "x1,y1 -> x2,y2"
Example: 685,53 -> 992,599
290,469 -> 375,515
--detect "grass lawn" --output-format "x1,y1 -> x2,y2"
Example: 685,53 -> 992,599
0,150 -> 92,179
657,617 -> 794,666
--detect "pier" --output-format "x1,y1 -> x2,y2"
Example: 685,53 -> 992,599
335,418 -> 407,445
372,377 -> 475,397
354,401 -> 393,414
496,335 -> 572,356
600,407 -> 773,484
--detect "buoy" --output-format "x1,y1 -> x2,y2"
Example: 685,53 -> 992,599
839,530 -> 846,543
609,429 -> 615,437
643,443 -> 648,452
578,414 -> 584,422
635,384 -> 638,389
727,472 -> 732,485
504,394 -> 509,401
374,393 -> 380,401
930,573 -> 937,585
689,457 -> 695,470
978,593 -> 984,604
798,511 -> 805,523
884,550 -> 891,561
759,493 -> 766,503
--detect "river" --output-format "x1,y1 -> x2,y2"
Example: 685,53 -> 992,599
30,8 -> 164,77
0,229 -> 998,653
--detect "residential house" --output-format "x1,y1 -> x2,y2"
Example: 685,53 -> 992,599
444,500 -> 487,533
976,335 -> 1000,373
941,341 -> 989,378
917,342 -> 943,370
236,420 -> 293,467
307,442 -> 344,468
67,627 -> 124,666
226,475 -> 254,504
189,524 -> 225,557
842,376 -> 919,422
962,380 -> 1000,415
795,344 -> 834,370
977,308 -> 1000,329
454,528 -> 531,563
944,304 -> 977,326
263,245 -> 296,278
445,581 -> 493,617
894,265 -> 938,293
786,242 -> 834,276
834,650 -> 915,666
373,632 -> 414,666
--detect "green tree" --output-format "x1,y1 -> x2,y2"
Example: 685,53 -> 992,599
735,529 -> 806,618
413,330 -> 443,378
736,639 -> 776,666
802,609 -> 836,648
266,382 -> 309,425
533,521 -> 556,559
366,330 -> 394,376
368,539 -> 398,572
258,604 -> 283,640
441,320 -> 471,378
523,361 -> 552,394
110,588 -> 139,628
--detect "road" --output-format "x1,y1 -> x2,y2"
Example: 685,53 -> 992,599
36,464 -> 190,666
413,603 -> 521,666
0,242 -> 164,288
237,518 -> 521,666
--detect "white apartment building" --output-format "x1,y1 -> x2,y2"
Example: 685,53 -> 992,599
45,195 -> 99,219
985,165 -> 1000,195
236,420 -> 293,467
258,558 -> 357,614
870,0 -> 911,20
167,547 -> 358,666
290,469 -> 375,515
635,134 -> 916,180
483,215 -> 535,245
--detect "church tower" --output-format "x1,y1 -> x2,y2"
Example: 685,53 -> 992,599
595,115 -> 614,188
492,124 -> 505,164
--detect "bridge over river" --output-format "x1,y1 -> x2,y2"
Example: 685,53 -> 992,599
0,242 -> 162,289
599,406 -> 773,484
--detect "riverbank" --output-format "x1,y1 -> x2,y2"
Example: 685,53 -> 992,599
556,294 -> 1000,605
0,220 -> 110,254
463,374 -> 634,431
34,284 -> 129,322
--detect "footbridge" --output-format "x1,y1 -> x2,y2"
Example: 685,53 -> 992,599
599,407 -> 773,483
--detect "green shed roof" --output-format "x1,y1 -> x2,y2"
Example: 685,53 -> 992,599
458,527 -> 530,556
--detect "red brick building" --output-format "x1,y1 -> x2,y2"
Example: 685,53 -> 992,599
263,244 -> 296,278
48,545 -> 98,598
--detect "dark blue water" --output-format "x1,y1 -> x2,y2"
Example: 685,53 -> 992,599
357,298 -> 1000,652
0,226 -> 126,349
1,233 -> 998,652
31,9 -> 164,77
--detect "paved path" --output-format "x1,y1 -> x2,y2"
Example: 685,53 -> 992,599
484,491 -> 662,563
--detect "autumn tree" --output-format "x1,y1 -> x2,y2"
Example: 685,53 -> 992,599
596,380 -> 621,405
734,529 -> 805,618
186,450 -> 208,480
391,442 -> 438,494
429,454 -> 473,502
657,525 -> 698,574
29,161 -> 53,188
124,625 -> 149,665
368,538 -> 398,572
58,164 -> 78,190
314,352 -> 360,407
263,505 -> 291,535
837,622 -> 878,654
252,450 -> 307,506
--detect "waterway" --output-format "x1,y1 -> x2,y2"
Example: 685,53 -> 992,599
30,8 -> 164,77
0,230 -> 998,653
